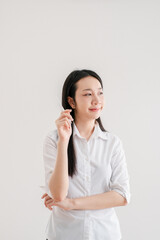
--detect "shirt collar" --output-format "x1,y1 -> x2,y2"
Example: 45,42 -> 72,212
72,120 -> 108,140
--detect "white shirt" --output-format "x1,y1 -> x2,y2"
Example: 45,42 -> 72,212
42,120 -> 131,240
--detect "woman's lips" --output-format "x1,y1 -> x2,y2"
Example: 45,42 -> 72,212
89,108 -> 100,112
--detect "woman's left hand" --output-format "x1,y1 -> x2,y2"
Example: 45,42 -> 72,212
41,193 -> 74,211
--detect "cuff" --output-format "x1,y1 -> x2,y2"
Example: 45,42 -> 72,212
112,188 -> 131,204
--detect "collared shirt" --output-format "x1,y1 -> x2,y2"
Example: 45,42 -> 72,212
42,120 -> 131,240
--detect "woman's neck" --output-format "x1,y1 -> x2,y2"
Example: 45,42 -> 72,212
74,119 -> 96,140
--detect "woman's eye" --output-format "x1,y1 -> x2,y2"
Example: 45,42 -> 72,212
84,92 -> 103,96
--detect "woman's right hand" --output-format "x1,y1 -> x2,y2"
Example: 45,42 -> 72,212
55,109 -> 74,141
41,193 -> 53,211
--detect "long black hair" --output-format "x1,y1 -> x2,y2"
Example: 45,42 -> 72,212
61,69 -> 107,177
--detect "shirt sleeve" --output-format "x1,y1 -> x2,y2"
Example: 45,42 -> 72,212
43,133 -> 57,198
109,137 -> 131,204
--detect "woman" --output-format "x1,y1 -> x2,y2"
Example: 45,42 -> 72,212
41,69 -> 131,240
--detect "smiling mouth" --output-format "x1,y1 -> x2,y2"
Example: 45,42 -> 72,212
89,108 -> 100,112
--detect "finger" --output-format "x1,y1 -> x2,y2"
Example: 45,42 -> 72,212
47,202 -> 54,208
45,196 -> 52,200
47,206 -> 53,210
45,200 -> 52,208
61,109 -> 72,113
64,120 -> 70,130
41,193 -> 48,199
59,113 -> 73,121
58,118 -> 71,125
47,202 -> 55,207
60,109 -> 73,115
45,201 -> 52,210
60,110 -> 72,118
58,118 -> 70,123
44,196 -> 52,206
46,199 -> 55,205
47,201 -> 56,207
58,118 -> 71,130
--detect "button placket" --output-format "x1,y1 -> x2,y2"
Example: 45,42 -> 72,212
80,139 -> 92,240
84,211 -> 92,240
85,142 -> 91,196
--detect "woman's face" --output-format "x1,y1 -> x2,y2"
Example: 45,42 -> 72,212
71,76 -> 105,121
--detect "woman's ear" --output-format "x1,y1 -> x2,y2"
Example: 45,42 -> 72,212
67,96 -> 75,109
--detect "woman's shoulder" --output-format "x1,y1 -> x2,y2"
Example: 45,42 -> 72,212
43,128 -> 58,146
97,122 -> 122,144
105,130 -> 123,144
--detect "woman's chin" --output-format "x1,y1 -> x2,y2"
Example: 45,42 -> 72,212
88,113 -> 101,120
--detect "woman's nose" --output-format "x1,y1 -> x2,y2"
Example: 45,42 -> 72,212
92,95 -> 101,104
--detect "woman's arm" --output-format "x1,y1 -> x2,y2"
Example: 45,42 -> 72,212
48,139 -> 69,202
41,191 -> 127,211
71,191 -> 127,210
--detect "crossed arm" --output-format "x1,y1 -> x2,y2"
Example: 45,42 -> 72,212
43,137 -> 129,211
41,190 -> 127,211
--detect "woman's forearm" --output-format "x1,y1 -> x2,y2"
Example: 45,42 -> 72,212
72,191 -> 127,210
49,139 -> 69,202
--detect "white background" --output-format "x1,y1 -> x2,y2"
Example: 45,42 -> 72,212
0,0 -> 160,239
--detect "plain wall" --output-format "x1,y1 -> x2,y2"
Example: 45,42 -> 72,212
0,0 -> 160,239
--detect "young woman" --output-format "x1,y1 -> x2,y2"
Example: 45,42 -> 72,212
41,69 -> 131,240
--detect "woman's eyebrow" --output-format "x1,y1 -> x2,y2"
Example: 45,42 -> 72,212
82,87 -> 102,91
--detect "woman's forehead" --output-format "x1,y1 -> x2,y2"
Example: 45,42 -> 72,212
76,76 -> 101,90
